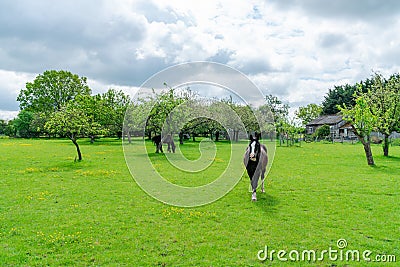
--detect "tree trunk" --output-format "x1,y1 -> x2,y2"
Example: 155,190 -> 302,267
359,136 -> 374,165
383,134 -> 389,157
363,141 -> 374,165
234,130 -> 239,142
71,137 -> 82,161
350,125 -> 374,165
127,131 -> 132,144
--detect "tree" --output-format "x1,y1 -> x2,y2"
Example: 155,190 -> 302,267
13,110 -> 34,138
295,104 -> 322,126
45,103 -> 100,161
262,94 -> 289,141
73,94 -> 109,143
264,94 -> 289,122
228,103 -> 257,142
315,124 -> 331,139
29,112 -> 47,137
339,93 -> 377,165
321,80 -> 374,115
100,89 -> 130,138
255,105 -> 275,141
365,73 -> 400,156
322,84 -> 357,115
124,98 -> 154,143
0,120 -> 7,135
4,120 -> 16,137
145,88 -> 185,139
17,70 -> 91,114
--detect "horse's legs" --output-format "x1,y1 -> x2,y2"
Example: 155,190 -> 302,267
155,142 -> 160,153
158,142 -> 163,153
251,191 -> 257,201
171,141 -> 176,153
261,169 -> 265,193
251,171 -> 259,201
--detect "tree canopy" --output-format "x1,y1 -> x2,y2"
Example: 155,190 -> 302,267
17,70 -> 91,114
321,84 -> 357,115
45,102 -> 102,161
339,92 -> 377,165
295,103 -> 322,126
362,73 -> 400,156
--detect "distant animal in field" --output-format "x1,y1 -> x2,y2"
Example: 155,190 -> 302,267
152,135 -> 163,153
243,134 -> 268,201
162,134 -> 176,153
151,134 -> 175,153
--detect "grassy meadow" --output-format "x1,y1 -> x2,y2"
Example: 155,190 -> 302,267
0,137 -> 399,266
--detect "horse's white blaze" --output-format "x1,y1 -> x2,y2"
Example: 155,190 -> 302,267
250,141 -> 256,158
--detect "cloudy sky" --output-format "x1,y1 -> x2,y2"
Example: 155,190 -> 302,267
1,0 -> 400,120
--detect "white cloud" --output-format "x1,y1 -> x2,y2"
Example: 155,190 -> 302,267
0,0 -> 399,117
0,70 -> 36,112
0,110 -> 18,121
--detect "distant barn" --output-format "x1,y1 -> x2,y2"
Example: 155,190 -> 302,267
306,114 -> 355,139
306,114 -> 400,141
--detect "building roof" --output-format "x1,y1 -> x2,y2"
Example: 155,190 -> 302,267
306,115 -> 343,126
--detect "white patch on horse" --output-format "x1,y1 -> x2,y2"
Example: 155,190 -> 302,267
250,140 -> 256,160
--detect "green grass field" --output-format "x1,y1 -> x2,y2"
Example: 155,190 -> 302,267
1,137 -> 399,266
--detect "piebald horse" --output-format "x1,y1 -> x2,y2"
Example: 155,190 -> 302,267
152,134 -> 176,153
243,135 -> 268,201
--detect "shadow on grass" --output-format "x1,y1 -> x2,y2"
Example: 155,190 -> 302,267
147,153 -> 167,159
369,157 -> 400,174
82,138 -> 124,146
384,155 -> 400,161
254,193 -> 279,212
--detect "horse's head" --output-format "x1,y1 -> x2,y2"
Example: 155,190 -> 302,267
248,135 -> 261,162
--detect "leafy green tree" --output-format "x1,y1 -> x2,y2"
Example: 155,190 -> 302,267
339,93 -> 377,165
365,73 -> 400,156
321,80 -> 374,115
322,84 -> 357,115
4,120 -> 16,137
0,119 -> 7,135
13,110 -> 34,138
264,94 -> 289,122
226,103 -> 256,141
295,104 -> 322,126
262,94 -> 289,141
45,103 -> 101,161
315,124 -> 331,139
29,112 -> 47,137
145,88 -> 185,139
124,98 -> 154,143
101,89 -> 130,138
255,104 -> 275,141
73,94 -> 109,143
17,70 -> 91,114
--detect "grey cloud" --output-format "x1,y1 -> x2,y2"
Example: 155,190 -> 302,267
317,33 -> 352,52
0,89 -> 19,111
231,58 -> 275,75
0,0 -> 148,85
138,62 -> 267,106
269,0 -> 400,22
207,49 -> 234,64
239,60 -> 273,75
260,82 -> 290,98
